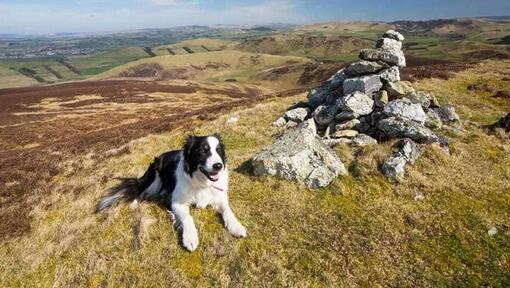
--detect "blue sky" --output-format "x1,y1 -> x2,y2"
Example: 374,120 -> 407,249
1,0 -> 509,34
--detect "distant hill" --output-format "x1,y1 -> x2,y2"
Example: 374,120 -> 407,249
390,18 -> 507,35
235,33 -> 373,61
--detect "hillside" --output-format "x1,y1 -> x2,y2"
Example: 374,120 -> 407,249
235,33 -> 373,61
0,60 -> 508,286
153,38 -> 233,56
0,66 -> 38,88
95,50 -> 314,89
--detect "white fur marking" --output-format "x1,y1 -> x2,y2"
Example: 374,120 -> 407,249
141,172 -> 162,200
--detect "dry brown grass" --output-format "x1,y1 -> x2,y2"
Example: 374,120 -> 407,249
0,61 -> 509,287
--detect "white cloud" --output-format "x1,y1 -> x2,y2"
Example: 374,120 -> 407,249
0,1 -> 305,34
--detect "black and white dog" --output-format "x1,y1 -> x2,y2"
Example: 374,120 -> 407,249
97,134 -> 247,251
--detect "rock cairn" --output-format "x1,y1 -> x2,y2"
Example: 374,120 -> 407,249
254,30 -> 460,187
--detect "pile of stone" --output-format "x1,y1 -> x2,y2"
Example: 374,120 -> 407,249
254,30 -> 460,187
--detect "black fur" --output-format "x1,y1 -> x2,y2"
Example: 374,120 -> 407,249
96,135 -> 225,212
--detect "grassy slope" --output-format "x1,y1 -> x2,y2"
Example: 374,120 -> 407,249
68,47 -> 151,76
0,47 -> 151,87
0,60 -> 509,286
153,38 -> 234,56
96,50 -> 312,87
0,66 -> 38,88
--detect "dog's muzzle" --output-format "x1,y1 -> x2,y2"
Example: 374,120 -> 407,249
199,166 -> 220,182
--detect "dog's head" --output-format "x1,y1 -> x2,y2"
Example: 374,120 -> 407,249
183,134 -> 226,182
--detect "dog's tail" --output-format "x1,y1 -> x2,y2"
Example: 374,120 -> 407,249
96,178 -> 140,212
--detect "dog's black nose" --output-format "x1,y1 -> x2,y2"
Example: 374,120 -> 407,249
212,163 -> 223,171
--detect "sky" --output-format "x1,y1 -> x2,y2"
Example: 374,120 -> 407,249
0,0 -> 509,34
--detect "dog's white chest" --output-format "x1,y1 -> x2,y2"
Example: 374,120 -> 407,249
194,188 -> 224,208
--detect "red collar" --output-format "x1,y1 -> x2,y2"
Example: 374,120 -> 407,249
211,185 -> 225,192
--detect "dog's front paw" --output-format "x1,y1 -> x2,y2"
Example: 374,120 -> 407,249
182,228 -> 199,251
227,222 -> 247,238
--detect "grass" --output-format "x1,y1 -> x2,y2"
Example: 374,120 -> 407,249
0,66 -> 38,88
153,38 -> 233,56
0,60 -> 509,286
96,50 -> 312,88
68,47 -> 151,76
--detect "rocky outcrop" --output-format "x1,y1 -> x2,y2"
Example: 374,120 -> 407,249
284,107 -> 310,123
383,99 -> 426,124
260,30 -> 459,185
252,123 -> 347,189
381,139 -> 423,181
377,117 -> 439,143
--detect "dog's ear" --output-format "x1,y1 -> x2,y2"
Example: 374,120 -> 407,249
183,135 -> 196,159
213,133 -> 223,143
213,133 -> 227,164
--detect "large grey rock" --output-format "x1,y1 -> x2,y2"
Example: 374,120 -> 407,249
383,30 -> 405,41
377,117 -> 439,143
378,66 -> 400,83
384,81 -> 415,98
352,134 -> 378,146
272,117 -> 287,127
381,155 -> 407,181
359,49 -> 406,67
343,75 -> 383,95
307,69 -> 346,108
338,91 -> 375,116
300,118 -> 318,135
376,38 -> 402,53
383,99 -> 426,124
433,105 -> 460,123
345,60 -> 384,76
397,138 -> 424,164
313,105 -> 338,127
381,138 -> 423,181
408,91 -> 432,110
252,127 -> 347,189
284,107 -> 310,122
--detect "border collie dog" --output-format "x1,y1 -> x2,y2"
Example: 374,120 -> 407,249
97,134 -> 247,251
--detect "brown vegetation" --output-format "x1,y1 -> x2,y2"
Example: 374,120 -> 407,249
0,79 -> 279,239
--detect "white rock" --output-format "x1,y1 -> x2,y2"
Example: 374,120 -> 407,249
284,107 -> 310,122
343,74 -> 383,95
378,66 -> 400,83
272,117 -> 287,127
383,30 -> 405,41
338,91 -> 375,116
384,99 -> 427,124
252,127 -> 347,188
376,38 -> 402,53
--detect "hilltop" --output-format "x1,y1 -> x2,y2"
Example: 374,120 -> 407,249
0,20 -> 509,286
